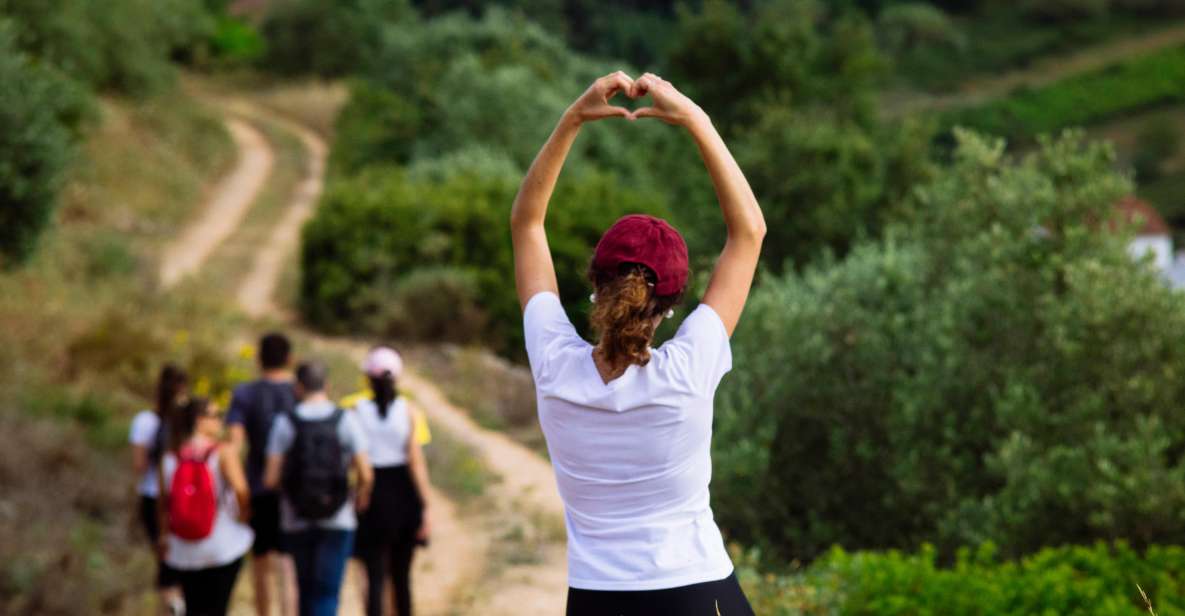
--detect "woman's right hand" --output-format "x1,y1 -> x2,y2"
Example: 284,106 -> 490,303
629,73 -> 705,127
566,71 -> 635,124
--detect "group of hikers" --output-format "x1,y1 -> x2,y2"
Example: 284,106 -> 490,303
132,70 -> 762,616
129,334 -> 430,616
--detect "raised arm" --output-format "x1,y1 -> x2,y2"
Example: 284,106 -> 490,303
632,74 -> 766,336
512,71 -> 636,309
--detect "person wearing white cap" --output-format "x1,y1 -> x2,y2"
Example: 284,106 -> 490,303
351,346 -> 432,616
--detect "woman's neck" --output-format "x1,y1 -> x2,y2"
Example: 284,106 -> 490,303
592,346 -> 630,384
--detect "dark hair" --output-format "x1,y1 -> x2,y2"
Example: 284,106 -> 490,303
155,363 -> 188,418
259,332 -> 292,370
169,397 -> 210,452
296,360 -> 328,393
588,263 -> 683,367
368,373 -> 398,418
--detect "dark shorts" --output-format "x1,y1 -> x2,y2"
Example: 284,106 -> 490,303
565,573 -> 755,616
249,491 -> 284,555
138,496 -> 180,588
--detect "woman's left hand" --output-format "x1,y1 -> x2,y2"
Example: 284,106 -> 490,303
417,510 -> 431,543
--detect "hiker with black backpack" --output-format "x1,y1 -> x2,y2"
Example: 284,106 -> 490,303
264,360 -> 374,616
157,397 -> 254,616
227,332 -> 299,616
129,363 -> 188,616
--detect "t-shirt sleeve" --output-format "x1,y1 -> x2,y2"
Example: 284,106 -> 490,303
128,412 -> 157,446
266,414 -> 293,456
522,292 -> 580,381
225,384 -> 251,426
665,303 -> 734,395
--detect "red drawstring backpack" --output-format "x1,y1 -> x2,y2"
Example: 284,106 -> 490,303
168,444 -> 219,541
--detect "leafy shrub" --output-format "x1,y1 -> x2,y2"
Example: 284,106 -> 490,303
207,14 -> 265,65
946,45 -> 1185,138
259,0 -> 412,77
300,161 -> 671,355
1132,117 -> 1180,182
737,542 -> 1185,616
0,21 -> 88,265
878,3 -> 964,52
715,130 -> 1185,563
1,0 -> 215,95
369,266 -> 489,344
1022,0 -> 1111,21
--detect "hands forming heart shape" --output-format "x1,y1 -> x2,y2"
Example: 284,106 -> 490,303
570,71 -> 702,127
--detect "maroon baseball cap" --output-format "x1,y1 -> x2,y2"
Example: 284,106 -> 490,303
592,214 -> 689,297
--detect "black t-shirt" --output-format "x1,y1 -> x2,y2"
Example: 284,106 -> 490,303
226,379 -> 296,494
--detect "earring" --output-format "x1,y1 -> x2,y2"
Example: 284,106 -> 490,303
589,293 -> 597,303
665,309 -> 675,319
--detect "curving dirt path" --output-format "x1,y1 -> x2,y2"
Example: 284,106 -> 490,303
160,118 -> 274,288
887,22 -> 1185,116
176,91 -> 571,614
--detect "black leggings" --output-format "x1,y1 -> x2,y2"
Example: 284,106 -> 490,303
176,558 -> 243,616
565,573 -> 755,616
360,536 -> 416,616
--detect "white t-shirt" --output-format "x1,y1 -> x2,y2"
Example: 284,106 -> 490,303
128,410 -> 161,497
524,292 -> 735,591
266,400 -> 368,532
161,447 -> 254,570
354,397 -> 411,468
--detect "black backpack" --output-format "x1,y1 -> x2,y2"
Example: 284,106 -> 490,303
244,381 -> 295,485
282,408 -> 350,520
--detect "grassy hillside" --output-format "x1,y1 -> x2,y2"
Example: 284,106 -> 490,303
0,92 -> 240,615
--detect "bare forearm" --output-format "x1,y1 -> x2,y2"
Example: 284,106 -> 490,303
409,444 -> 432,509
510,111 -> 582,231
686,114 -> 766,242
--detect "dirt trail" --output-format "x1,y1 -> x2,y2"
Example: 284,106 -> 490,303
209,98 -> 492,615
888,22 -> 1185,116
225,105 -> 326,319
159,118 -> 274,288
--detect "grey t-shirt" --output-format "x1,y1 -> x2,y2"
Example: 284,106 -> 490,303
266,400 -> 368,532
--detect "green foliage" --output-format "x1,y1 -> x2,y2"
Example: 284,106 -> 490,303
715,130 -> 1185,562
1022,0 -> 1111,21
207,15 -> 265,64
665,0 -> 886,132
259,0 -> 412,77
0,21 -> 89,265
369,266 -> 490,344
1,0 -> 215,95
1132,117 -> 1180,182
877,2 -> 964,53
301,161 -> 671,354
738,542 -> 1185,616
736,107 -> 933,268
947,45 -> 1185,138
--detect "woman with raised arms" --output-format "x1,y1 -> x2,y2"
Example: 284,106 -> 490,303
511,71 -> 766,615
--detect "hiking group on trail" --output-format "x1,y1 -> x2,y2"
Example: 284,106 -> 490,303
130,334 -> 432,616
132,71 -> 762,616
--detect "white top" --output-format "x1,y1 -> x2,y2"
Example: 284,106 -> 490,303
266,400 -> 368,532
161,447 -> 254,570
354,397 -> 412,468
128,410 -> 161,497
523,292 -> 735,591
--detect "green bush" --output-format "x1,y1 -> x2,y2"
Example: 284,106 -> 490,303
877,3 -> 964,53
738,542 -> 1185,616
1,0 -> 215,95
946,45 -> 1185,138
0,21 -> 88,265
368,266 -> 490,344
259,0 -> 412,77
207,14 -> 265,65
715,130 -> 1185,563
1132,118 -> 1180,182
300,161 -> 671,355
1022,0 -> 1111,21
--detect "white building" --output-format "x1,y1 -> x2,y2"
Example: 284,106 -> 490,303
1117,196 -> 1185,288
